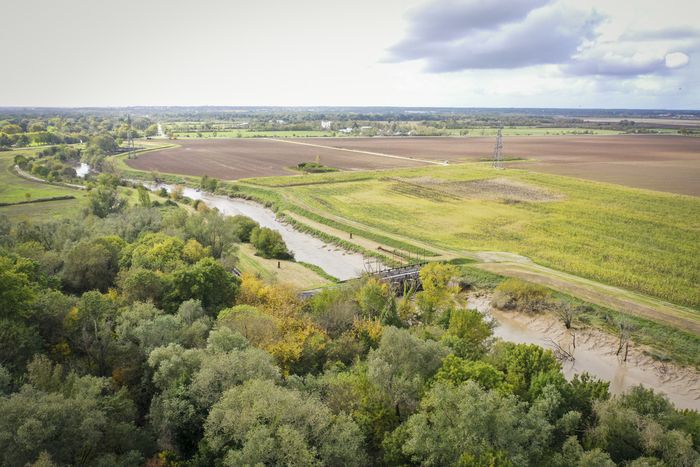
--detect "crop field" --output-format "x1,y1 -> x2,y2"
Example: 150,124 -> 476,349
295,135 -> 700,195
129,135 -> 700,195
241,163 -> 700,310
125,138 -> 428,179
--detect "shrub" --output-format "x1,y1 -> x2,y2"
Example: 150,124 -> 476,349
492,278 -> 551,313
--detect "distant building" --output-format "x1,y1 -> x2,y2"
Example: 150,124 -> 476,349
321,120 -> 332,130
339,128 -> 353,134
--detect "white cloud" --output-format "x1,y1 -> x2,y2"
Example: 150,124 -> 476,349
665,52 -> 690,69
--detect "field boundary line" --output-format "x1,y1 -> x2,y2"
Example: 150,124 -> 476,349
264,138 -> 448,166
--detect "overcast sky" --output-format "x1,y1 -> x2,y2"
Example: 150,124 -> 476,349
1,0 -> 699,108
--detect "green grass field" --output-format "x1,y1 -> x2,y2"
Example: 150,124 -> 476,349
0,198 -> 83,221
241,163 -> 700,310
237,244 -> 331,289
0,149 -> 86,204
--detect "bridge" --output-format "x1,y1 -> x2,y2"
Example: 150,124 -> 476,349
299,262 -> 427,299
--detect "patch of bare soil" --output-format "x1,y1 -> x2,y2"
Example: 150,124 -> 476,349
397,176 -> 561,202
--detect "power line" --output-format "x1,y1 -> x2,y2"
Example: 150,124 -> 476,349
492,127 -> 503,169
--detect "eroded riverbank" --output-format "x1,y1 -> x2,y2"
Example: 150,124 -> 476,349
468,293 -> 700,410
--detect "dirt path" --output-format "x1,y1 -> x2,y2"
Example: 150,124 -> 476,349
265,138 -> 448,167
14,165 -> 86,190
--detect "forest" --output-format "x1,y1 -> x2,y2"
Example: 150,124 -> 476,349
1,179 -> 698,467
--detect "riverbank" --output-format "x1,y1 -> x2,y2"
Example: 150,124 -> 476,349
468,292 -> 700,410
146,183 -> 369,281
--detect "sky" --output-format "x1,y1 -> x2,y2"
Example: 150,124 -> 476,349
1,0 -> 699,109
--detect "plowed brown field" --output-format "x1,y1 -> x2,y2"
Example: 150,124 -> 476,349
127,135 -> 700,195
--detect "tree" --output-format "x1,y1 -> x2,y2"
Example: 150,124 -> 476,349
401,381 -> 553,466
0,356 -> 148,466
203,379 -> 366,466
87,183 -> 127,218
188,347 -> 280,408
441,308 -> 494,359
64,291 -> 118,375
367,327 -> 449,419
230,215 -> 259,242
144,124 -> 158,137
435,356 -> 505,390
117,267 -> 168,305
0,256 -> 42,372
61,236 -> 124,292
217,305 -> 280,347
124,232 -> 186,272
356,277 -> 391,319
490,342 -> 561,400
86,133 -> 118,155
167,257 -> 239,314
184,211 -> 244,258
250,226 -> 292,259
416,262 -> 459,322
587,388 -> 699,465
137,185 -> 151,208
182,238 -> 210,264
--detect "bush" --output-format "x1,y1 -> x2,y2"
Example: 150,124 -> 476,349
250,226 -> 292,259
492,278 -> 551,313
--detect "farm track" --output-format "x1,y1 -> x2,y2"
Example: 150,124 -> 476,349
264,138 -> 448,166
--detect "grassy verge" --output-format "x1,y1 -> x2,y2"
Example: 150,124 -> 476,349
296,262 -> 340,283
0,198 -> 83,221
236,244 -> 331,289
